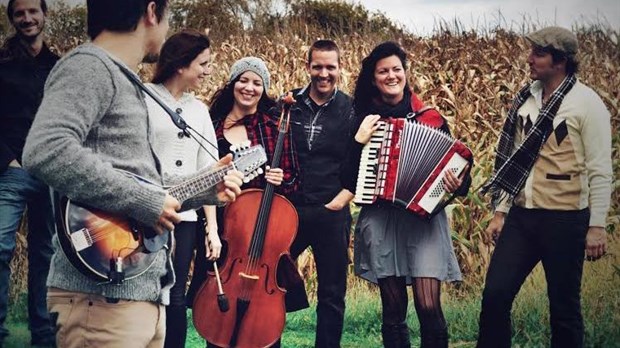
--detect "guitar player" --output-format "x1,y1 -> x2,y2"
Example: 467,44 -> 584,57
21,1 -> 243,347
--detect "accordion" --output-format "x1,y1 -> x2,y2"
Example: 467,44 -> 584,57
353,118 -> 472,218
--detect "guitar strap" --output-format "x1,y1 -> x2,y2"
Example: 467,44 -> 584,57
113,59 -> 221,162
113,59 -> 191,133
53,59 -> 219,284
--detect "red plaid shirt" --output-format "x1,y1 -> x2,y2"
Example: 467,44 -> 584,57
214,111 -> 299,196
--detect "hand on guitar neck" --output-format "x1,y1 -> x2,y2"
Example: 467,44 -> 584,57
56,145 -> 264,283
214,153 -> 244,203
155,154 -> 244,235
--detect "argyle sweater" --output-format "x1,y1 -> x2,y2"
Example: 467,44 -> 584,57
496,80 -> 612,227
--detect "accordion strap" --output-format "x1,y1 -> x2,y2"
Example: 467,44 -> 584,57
406,106 -> 434,120
408,92 -> 445,128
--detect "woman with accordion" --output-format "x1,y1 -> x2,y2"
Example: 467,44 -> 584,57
343,41 -> 472,348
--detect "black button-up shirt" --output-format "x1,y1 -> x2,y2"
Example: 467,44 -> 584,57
0,38 -> 59,172
288,86 -> 354,205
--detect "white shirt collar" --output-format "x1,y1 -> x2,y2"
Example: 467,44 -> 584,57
529,80 -> 544,108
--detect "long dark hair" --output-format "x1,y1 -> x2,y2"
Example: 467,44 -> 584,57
209,75 -> 276,123
353,41 -> 410,117
151,29 -> 210,84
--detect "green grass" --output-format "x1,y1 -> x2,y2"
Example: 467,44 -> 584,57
2,322 -> 30,348
5,242 -> 619,347
3,294 -> 30,348
184,247 -> 619,347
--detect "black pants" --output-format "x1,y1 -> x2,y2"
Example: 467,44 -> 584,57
288,204 -> 352,348
165,221 -> 201,348
477,207 -> 589,348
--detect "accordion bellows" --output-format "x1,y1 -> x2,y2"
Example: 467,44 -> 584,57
354,118 -> 472,218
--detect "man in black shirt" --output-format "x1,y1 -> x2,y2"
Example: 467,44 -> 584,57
0,0 -> 58,346
286,40 -> 355,348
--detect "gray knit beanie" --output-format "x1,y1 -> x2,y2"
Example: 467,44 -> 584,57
228,57 -> 271,91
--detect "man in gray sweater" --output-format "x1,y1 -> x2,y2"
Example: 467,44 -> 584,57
22,1 -> 242,346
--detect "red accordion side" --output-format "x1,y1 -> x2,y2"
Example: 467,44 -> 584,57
354,118 -> 472,219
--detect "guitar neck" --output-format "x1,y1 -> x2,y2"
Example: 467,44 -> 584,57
167,164 -> 234,204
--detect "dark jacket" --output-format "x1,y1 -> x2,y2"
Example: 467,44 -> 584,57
287,86 -> 354,206
0,37 -> 59,172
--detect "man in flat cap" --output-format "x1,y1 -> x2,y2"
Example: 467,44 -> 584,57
476,26 -> 612,347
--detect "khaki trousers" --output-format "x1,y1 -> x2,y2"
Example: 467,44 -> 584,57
47,287 -> 166,348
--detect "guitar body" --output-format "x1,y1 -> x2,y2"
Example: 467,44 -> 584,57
56,196 -> 167,283
54,145 -> 267,283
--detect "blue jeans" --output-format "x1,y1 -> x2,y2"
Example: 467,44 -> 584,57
0,167 -> 55,342
477,207 -> 589,348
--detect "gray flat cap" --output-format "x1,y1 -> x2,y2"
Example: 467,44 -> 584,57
526,26 -> 578,55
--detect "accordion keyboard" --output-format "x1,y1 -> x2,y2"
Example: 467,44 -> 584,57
354,122 -> 387,204
353,118 -> 472,218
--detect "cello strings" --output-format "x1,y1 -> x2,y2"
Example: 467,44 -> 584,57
238,106 -> 293,301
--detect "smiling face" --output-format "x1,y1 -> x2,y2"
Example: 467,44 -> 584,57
10,0 -> 46,41
307,49 -> 340,101
233,71 -> 265,113
178,48 -> 212,91
373,55 -> 407,104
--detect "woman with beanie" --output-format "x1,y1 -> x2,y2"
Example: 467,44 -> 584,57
210,56 -> 299,195
198,56 -> 300,348
145,29 -> 221,348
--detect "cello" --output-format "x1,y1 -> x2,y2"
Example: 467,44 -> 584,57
193,95 -> 298,348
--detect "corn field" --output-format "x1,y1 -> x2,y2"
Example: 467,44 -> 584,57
6,14 -> 619,303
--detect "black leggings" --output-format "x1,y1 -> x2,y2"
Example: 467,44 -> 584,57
164,221 -> 201,348
378,276 -> 448,348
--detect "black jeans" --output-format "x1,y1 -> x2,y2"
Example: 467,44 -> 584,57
165,221 -> 200,348
477,207 -> 589,348
288,204 -> 351,348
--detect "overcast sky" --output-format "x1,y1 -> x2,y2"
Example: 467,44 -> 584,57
1,0 -> 618,36
359,0 -> 619,35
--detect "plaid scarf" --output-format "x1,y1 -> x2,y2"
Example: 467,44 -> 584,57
482,74 -> 577,207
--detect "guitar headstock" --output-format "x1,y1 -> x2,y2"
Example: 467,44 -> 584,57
231,142 -> 267,179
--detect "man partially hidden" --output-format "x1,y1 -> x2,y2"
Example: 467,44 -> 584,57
0,0 -> 58,346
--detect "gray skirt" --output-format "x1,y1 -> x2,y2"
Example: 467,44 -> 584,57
354,204 -> 462,284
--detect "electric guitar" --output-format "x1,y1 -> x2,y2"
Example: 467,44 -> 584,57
56,144 -> 267,284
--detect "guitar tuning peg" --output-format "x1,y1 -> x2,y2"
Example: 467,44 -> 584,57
257,168 -> 264,175
229,144 -> 237,152
243,177 -> 250,183
243,140 -> 251,148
